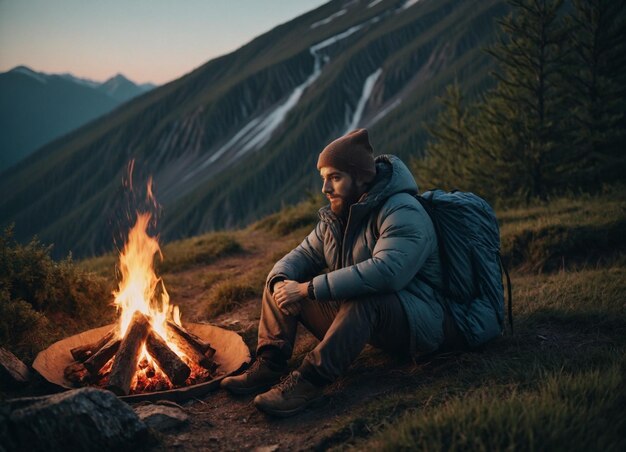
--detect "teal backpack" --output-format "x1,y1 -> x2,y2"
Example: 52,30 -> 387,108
416,190 -> 512,347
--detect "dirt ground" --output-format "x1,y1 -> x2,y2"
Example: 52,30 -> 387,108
149,230 -> 431,451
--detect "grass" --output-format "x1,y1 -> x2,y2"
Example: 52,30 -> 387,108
81,230 -> 243,277
204,279 -> 260,318
498,192 -> 626,272
253,195 -> 322,235
316,263 -> 626,450
2,192 -> 624,449
367,365 -> 625,452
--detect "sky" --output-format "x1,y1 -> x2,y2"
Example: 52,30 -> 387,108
0,0 -> 328,85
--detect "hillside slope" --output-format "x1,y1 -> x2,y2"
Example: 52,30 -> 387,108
0,0 -> 509,257
3,193 -> 623,450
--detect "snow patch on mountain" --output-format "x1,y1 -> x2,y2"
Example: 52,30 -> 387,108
400,0 -> 422,11
345,68 -> 382,133
10,66 -> 48,84
367,0 -> 384,8
310,9 -> 347,28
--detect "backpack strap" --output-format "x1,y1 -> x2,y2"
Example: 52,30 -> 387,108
415,195 -> 450,296
498,253 -> 513,333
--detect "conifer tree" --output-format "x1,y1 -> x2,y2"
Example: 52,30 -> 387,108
413,82 -> 478,192
563,0 -> 626,189
474,0 -> 568,202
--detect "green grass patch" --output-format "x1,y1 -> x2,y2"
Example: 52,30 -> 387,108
366,365 -> 625,452
318,264 -> 626,450
499,195 -> 626,272
253,196 -> 322,236
159,232 -> 242,273
81,231 -> 243,277
0,228 -> 114,363
204,279 -> 260,318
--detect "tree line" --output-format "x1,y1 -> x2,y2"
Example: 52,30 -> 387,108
413,0 -> 626,204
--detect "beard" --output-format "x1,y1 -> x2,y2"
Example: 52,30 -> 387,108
328,183 -> 362,220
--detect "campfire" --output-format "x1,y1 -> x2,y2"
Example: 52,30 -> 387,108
63,180 -> 217,396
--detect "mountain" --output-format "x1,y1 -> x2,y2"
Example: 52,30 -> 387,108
0,67 -> 155,171
98,74 -> 156,103
0,0 -> 509,258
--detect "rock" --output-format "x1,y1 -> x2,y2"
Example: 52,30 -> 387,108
253,445 -> 280,452
0,347 -> 31,387
0,387 -> 150,452
133,402 -> 189,431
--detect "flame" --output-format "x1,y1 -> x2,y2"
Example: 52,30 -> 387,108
107,173 -> 211,393
113,211 -> 170,338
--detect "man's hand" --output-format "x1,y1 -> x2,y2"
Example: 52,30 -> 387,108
273,280 -> 308,316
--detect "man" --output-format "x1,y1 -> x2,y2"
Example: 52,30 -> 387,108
221,128 -> 460,417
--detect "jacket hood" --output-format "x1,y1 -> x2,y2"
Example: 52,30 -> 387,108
365,154 -> 419,206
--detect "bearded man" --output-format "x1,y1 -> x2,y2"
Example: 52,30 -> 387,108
221,128 -> 463,417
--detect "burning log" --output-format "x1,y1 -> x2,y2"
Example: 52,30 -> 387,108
166,322 -> 216,370
106,311 -> 150,395
145,330 -> 190,385
70,328 -> 118,362
83,337 -> 122,375
64,362 -> 90,385
166,321 -> 216,358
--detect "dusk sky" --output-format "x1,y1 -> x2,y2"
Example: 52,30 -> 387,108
0,0 -> 328,85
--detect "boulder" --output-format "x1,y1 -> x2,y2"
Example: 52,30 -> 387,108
133,401 -> 189,431
0,387 -> 151,451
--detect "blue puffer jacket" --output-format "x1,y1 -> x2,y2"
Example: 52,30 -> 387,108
267,154 -> 446,354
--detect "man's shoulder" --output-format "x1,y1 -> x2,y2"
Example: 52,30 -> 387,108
375,192 -> 432,228
378,192 -> 420,213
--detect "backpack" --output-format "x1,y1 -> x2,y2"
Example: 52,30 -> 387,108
415,190 -> 513,337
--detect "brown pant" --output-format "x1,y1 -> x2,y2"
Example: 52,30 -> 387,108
256,286 -> 410,382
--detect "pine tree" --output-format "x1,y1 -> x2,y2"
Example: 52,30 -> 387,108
563,0 -> 626,189
474,0 -> 568,202
413,82 -> 479,192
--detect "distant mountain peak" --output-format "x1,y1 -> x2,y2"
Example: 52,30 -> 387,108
9,65 -> 48,84
106,73 -> 131,83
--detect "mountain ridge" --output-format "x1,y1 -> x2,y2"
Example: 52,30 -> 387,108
0,0 -> 508,258
0,66 -> 156,171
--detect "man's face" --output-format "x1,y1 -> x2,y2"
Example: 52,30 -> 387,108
320,166 -> 365,218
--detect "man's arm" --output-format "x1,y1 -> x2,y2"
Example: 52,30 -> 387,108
266,221 -> 326,294
312,196 -> 436,301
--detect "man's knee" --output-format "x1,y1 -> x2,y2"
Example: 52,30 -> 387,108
336,294 -> 385,324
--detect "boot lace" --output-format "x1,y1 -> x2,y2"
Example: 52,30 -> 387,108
276,371 -> 302,394
245,359 -> 265,375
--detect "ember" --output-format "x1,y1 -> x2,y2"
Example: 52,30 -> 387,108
64,177 -> 217,395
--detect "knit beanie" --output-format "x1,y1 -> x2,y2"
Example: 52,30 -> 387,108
316,128 -> 376,183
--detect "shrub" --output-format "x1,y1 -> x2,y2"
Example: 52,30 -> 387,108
0,227 -> 113,362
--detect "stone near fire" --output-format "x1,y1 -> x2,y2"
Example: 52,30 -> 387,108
0,387 -> 151,451
133,401 -> 189,431
0,347 -> 31,387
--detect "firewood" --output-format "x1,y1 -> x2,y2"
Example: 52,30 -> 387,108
106,311 -> 150,395
70,328 -> 117,362
166,321 -> 216,358
64,362 -> 90,385
165,322 -> 215,370
145,330 -> 191,385
0,347 -> 31,387
83,337 -> 121,375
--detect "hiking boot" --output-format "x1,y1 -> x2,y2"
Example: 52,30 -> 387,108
220,359 -> 284,395
253,370 -> 324,417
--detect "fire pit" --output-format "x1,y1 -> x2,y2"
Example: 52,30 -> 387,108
32,173 -> 251,402
33,322 -> 250,403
